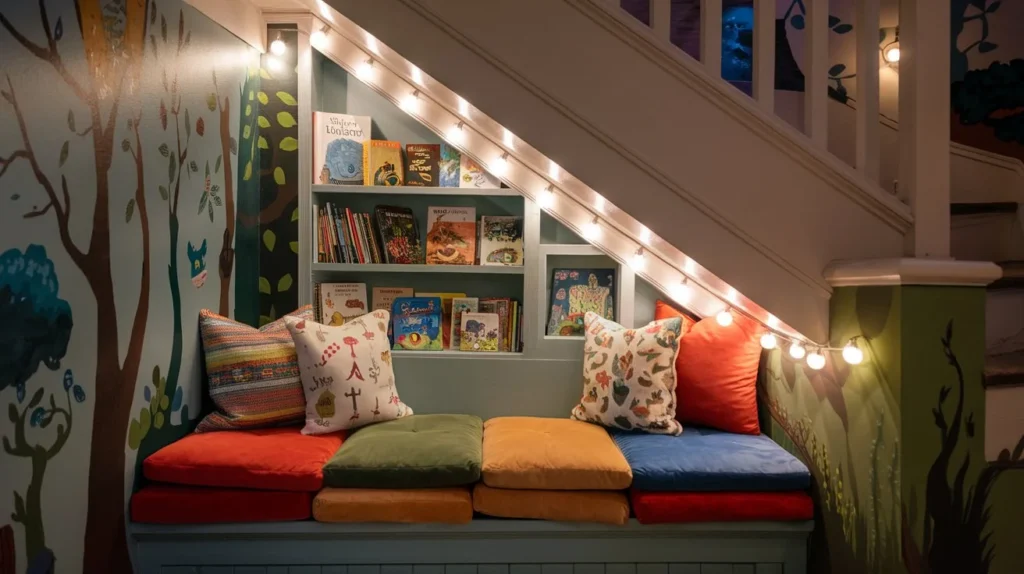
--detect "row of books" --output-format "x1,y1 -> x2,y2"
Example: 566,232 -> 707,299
314,283 -> 523,353
314,112 -> 500,188
315,204 -> 524,266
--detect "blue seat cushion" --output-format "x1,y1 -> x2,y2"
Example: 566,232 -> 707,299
610,427 -> 811,491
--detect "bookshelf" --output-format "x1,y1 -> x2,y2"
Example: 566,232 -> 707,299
312,263 -> 526,274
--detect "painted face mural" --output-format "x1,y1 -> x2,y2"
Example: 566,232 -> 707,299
189,239 -> 208,288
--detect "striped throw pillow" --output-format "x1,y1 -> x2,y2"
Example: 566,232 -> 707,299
196,306 -> 313,432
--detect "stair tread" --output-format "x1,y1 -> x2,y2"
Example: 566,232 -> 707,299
950,202 -> 1019,216
989,261 -> 1024,290
985,350 -> 1024,387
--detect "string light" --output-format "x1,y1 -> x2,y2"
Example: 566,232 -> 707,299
806,348 -> 826,370
411,65 -> 424,85
594,195 -> 606,213
789,341 -> 806,360
355,58 -> 374,81
639,227 -> 652,244
716,309 -> 733,327
503,128 -> 515,149
267,56 -> 284,72
270,34 -> 287,55
399,90 -> 419,113
727,287 -> 739,304
548,161 -> 561,181
630,247 -> 646,271
490,152 -> 510,177
671,279 -> 693,304
446,121 -> 465,145
760,332 -> 778,350
310,27 -> 328,50
537,185 -> 555,209
842,339 -> 864,365
582,216 -> 601,241
457,96 -> 469,117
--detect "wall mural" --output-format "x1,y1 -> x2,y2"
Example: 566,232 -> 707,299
0,1 -> 258,572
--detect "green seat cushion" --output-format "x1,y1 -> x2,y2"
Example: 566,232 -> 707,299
323,414 -> 483,488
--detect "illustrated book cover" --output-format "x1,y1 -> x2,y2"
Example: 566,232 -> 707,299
405,143 -> 440,187
425,206 -> 476,265
391,296 -> 443,351
546,268 -> 616,336
372,287 -> 414,314
479,298 -> 511,352
374,205 -> 421,264
459,155 -> 500,188
450,297 -> 480,351
459,312 -> 501,352
416,292 -> 465,349
318,283 -> 368,326
363,140 -> 404,186
313,112 -> 370,185
439,143 -> 461,187
479,215 -> 524,266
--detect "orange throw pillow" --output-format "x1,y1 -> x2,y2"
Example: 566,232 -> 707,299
655,300 -> 762,435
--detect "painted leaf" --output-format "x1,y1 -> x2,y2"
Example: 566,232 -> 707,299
154,411 -> 165,430
211,184 -> 220,193
205,160 -> 210,178
791,14 -> 805,29
278,274 -> 293,292
828,64 -> 847,77
291,208 -> 299,222
245,104 -> 252,118
978,41 -> 998,53
258,91 -> 269,105
212,194 -> 223,207
274,166 -> 286,185
54,17 -> 63,41
63,369 -> 73,390
59,140 -> 69,167
277,111 -> 297,128
67,109 -> 75,132
987,1 -> 1001,13
279,137 -> 299,151
158,185 -> 169,200
198,191 -> 209,213
243,160 -> 252,181
258,136 -> 269,149
263,229 -> 277,251
73,384 -> 86,403
144,386 -> 151,402
158,143 -> 170,157
169,154 -> 176,182
230,137 -> 237,155
140,406 -> 151,434
257,116 -> 271,129
196,116 -> 205,136
260,68 -> 272,80
215,155 -> 222,173
207,92 -> 217,111
184,30 -> 192,49
30,407 -> 45,427
14,491 -> 24,519
121,139 -> 131,153
161,394 -> 170,410
259,276 -> 271,294
28,387 -> 44,408
161,14 -> 167,42
191,160 -> 199,173
128,419 -> 143,450
159,99 -> 168,130
243,124 -> 251,139
833,24 -> 852,34
277,91 -> 297,106
249,90 -> 254,101
208,200 -> 214,222
289,241 -> 299,253
172,386 -> 183,411
828,15 -> 840,28
185,109 -> 191,138
126,198 -> 135,223
11,194 -> 19,200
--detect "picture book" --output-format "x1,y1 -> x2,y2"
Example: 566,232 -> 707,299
391,297 -> 443,351
363,140 -> 404,186
425,206 -> 476,265
416,292 -> 465,349
313,112 -> 370,185
459,155 -> 500,188
480,298 -> 511,351
450,297 -> 480,351
546,268 -> 616,337
405,144 -> 440,187
479,215 -> 524,266
374,205 -> 421,264
372,287 -> 414,313
459,313 -> 500,352
318,283 -> 368,326
439,143 -> 461,188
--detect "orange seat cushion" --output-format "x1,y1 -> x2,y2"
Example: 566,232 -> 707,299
313,488 -> 473,524
131,485 -> 312,524
656,300 -> 762,435
143,427 -> 344,491
482,417 -> 632,490
473,484 -> 629,525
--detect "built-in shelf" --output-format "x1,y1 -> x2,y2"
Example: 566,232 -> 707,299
312,184 -> 519,197
392,350 -> 525,359
543,335 -> 585,341
540,244 -> 606,257
312,263 -> 526,274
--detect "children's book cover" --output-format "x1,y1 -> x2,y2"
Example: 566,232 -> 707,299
546,269 -> 616,336
391,297 -> 443,351
374,205 -> 422,264
372,287 -> 414,313
450,297 -> 480,351
425,206 -> 476,265
459,313 -> 501,352
480,298 -> 512,351
479,215 -> 524,266
459,155 -> 500,188
318,283 -> 368,326
439,143 -> 461,187
405,143 -> 440,187
314,112 -> 370,185
363,140 -> 404,186
416,292 -> 465,349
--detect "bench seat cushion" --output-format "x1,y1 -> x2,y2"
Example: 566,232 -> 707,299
611,427 -> 810,491
313,488 -> 473,524
630,490 -> 814,524
143,427 -> 344,491
473,484 -> 629,525
131,485 -> 312,524
322,414 -> 483,488
482,417 -> 632,490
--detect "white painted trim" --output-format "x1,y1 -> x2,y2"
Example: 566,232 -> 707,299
855,0 -> 881,182
184,0 -> 266,52
700,0 -> 722,76
804,0 -> 829,147
824,258 -> 1003,287
650,0 -> 671,43
752,0 -> 775,113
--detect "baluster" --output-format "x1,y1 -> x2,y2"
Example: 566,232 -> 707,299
804,0 -> 829,146
651,0 -> 671,42
701,0 -> 722,77
752,0 -> 776,112
855,0 -> 881,182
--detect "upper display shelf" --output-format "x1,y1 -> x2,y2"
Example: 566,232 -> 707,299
312,184 -> 519,197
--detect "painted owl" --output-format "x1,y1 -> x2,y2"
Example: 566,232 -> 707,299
188,239 -> 208,288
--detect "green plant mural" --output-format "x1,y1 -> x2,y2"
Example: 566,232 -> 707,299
952,0 -> 1004,83
782,0 -> 856,103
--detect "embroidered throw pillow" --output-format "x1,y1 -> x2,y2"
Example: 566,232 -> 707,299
286,311 -> 413,435
571,312 -> 684,435
196,306 -> 313,432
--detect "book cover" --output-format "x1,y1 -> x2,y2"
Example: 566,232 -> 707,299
479,215 -> 524,266
459,155 -> 500,188
363,140 -> 404,186
364,213 -> 383,263
405,143 -> 440,187
546,268 -> 616,336
425,206 -> 476,265
459,312 -> 500,352
439,143 -> 461,188
480,298 -> 511,351
314,112 -> 370,185
416,292 -> 465,349
391,296 -> 443,351
450,297 -> 480,351
372,287 -> 414,313
318,283 -> 368,326
374,205 -> 421,264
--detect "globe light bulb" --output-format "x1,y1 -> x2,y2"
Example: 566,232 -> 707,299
789,342 -> 806,360
503,128 -> 515,149
842,340 -> 864,365
629,248 -> 645,271
457,96 -> 470,116
266,56 -> 284,73
310,30 -> 327,50
760,332 -> 778,350
884,46 -> 900,63
399,91 -> 419,113
491,153 -> 509,177
716,309 -> 733,327
355,59 -> 374,81
639,227 -> 652,244
582,217 -> 601,241
270,37 -> 287,56
445,122 -> 465,145
537,186 -> 555,209
411,65 -> 424,85
806,350 -> 826,370
671,280 -> 692,304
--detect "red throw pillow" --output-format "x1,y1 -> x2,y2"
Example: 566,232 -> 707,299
655,300 -> 762,435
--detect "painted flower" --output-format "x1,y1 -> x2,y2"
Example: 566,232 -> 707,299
617,351 -> 634,379
555,288 -> 566,301
72,384 -> 86,403
195,116 -> 205,136
569,271 -> 579,279
30,407 -> 46,427
16,382 -> 25,403
63,369 -> 73,391
596,370 -> 611,389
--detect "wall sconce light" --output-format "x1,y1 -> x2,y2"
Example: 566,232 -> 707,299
882,26 -> 900,65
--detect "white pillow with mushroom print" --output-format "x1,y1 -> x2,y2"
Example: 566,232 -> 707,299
570,312 -> 684,435
286,310 -> 413,435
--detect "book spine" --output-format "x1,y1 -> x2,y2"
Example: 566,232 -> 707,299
345,208 -> 365,263
331,203 -> 347,264
362,142 -> 372,186
375,209 -> 392,264
365,213 -> 383,264
328,202 -> 342,263
319,208 -> 333,263
359,213 -> 374,264
340,213 -> 354,264
314,206 -> 324,263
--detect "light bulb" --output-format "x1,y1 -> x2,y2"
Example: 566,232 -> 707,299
399,91 -> 419,113
491,153 -> 509,176
842,340 -> 864,365
537,186 -> 555,209
594,194 -> 606,213
355,59 -> 374,81
767,314 -> 780,329
266,56 -> 284,72
716,309 -> 733,327
884,46 -> 900,63
270,37 -> 286,56
582,217 -> 601,241
727,287 -> 738,304
630,248 -> 645,271
671,280 -> 693,304
760,332 -> 778,350
446,122 -> 465,145
457,96 -> 469,116
639,227 -> 652,244
411,66 -> 423,85
548,161 -> 561,181
310,30 -> 327,50
365,34 -> 379,55
789,342 -> 806,360
806,350 -> 826,370
503,128 -> 515,149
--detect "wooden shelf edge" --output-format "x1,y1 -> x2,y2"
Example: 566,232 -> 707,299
312,263 -> 526,274
312,184 -> 519,197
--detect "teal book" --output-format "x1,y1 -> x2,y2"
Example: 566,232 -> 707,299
391,297 -> 443,351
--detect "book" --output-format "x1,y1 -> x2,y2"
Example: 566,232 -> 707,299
374,205 -> 421,264
364,213 -> 383,264
416,292 -> 465,349
318,283 -> 368,326
391,296 -> 443,351
372,287 -> 414,313
439,144 -> 461,188
546,268 -> 616,337
314,112 -> 370,185
459,312 -> 500,352
480,298 -> 511,351
425,206 -> 476,265
459,155 -> 500,188
450,297 -> 480,351
479,215 -> 524,266
405,144 -> 440,187
363,140 -> 404,186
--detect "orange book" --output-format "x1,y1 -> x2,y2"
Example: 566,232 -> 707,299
362,140 -> 404,186
425,206 -> 476,265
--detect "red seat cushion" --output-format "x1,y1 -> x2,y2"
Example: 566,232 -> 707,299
131,485 -> 312,524
655,300 -> 762,435
143,427 -> 344,491
630,490 -> 813,524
